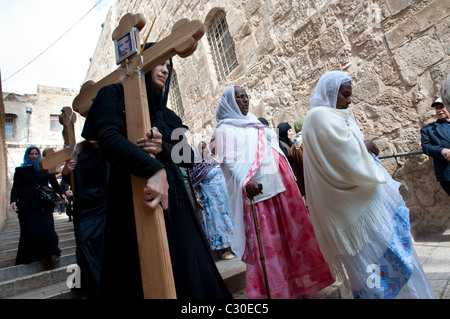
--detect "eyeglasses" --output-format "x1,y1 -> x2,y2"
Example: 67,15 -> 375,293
236,94 -> 251,100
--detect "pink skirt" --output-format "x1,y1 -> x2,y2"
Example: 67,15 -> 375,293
242,150 -> 334,299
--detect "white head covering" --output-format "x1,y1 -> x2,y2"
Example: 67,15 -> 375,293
216,86 -> 250,121
310,71 -> 352,109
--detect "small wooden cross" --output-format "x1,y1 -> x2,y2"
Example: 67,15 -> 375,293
39,107 -> 85,174
69,13 -> 204,299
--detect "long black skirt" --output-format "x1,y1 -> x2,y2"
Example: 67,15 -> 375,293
15,209 -> 60,265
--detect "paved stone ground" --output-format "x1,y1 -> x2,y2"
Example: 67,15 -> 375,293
220,226 -> 450,300
413,227 -> 450,299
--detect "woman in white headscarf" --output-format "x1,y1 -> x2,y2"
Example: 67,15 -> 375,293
210,85 -> 334,299
302,70 -> 435,299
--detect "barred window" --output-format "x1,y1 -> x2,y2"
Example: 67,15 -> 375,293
169,70 -> 185,118
207,10 -> 238,80
50,115 -> 61,131
5,114 -> 16,137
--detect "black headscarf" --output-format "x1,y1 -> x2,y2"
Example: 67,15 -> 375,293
143,43 -> 184,145
258,117 -> 269,126
277,122 -> 293,147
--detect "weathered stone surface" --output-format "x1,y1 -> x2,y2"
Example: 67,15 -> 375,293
393,36 -> 446,86
385,0 -> 450,49
385,0 -> 412,16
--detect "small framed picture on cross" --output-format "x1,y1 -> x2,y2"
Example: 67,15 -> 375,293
114,27 -> 140,64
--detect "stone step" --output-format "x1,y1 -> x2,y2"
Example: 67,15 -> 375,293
0,229 -> 75,251
0,220 -> 73,241
0,233 -> 75,258
0,237 -> 76,262
0,228 -> 74,246
2,212 -> 70,227
4,281 -> 73,299
0,264 -> 71,298
215,258 -> 246,295
3,226 -> 74,242
0,250 -> 345,299
0,254 -> 77,282
2,256 -> 247,299
0,245 -> 76,269
2,218 -> 73,233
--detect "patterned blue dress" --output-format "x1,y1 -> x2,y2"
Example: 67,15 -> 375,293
341,155 -> 435,299
194,166 -> 234,250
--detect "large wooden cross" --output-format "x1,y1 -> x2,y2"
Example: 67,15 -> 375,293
40,13 -> 205,299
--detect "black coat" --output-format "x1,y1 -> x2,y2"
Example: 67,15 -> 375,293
62,144 -> 108,298
420,119 -> 450,182
10,166 -> 63,264
82,83 -> 232,299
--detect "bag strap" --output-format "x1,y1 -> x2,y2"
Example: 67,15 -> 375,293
28,169 -> 50,190
27,169 -> 41,188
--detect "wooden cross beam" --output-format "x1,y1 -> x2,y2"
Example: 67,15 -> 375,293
39,107 -> 85,174
72,15 -> 205,117
70,13 -> 205,299
59,106 -> 77,151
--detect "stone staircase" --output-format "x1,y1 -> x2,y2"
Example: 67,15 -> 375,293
0,211 -> 346,299
0,212 -> 77,299
0,211 -> 248,299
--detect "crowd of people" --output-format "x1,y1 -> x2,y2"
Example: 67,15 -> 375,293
10,47 -> 449,299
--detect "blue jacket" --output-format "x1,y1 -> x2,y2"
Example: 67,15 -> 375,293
420,120 -> 450,181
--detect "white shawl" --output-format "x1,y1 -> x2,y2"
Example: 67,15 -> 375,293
303,71 -> 392,267
210,86 -> 286,259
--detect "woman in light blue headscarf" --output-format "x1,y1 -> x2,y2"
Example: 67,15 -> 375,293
10,146 -> 65,265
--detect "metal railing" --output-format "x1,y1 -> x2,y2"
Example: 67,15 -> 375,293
378,150 -> 424,159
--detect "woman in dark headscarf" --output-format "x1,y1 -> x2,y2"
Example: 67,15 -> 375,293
10,146 -> 65,265
276,122 -> 294,163
81,43 -> 232,299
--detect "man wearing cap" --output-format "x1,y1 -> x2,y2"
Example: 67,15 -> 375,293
420,97 -> 450,196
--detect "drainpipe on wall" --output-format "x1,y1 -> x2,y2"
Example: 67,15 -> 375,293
25,107 -> 32,143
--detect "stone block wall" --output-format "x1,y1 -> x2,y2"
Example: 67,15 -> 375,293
85,0 -> 450,236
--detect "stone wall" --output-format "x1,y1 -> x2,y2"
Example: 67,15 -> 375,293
85,0 -> 450,236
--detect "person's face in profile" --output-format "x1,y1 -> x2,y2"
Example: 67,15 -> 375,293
151,60 -> 170,91
336,82 -> 352,109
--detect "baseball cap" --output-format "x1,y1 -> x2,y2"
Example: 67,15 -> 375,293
431,97 -> 443,107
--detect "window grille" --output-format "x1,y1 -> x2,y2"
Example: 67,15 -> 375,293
169,70 -> 185,118
207,11 -> 238,80
50,115 -> 61,131
5,115 -> 15,137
